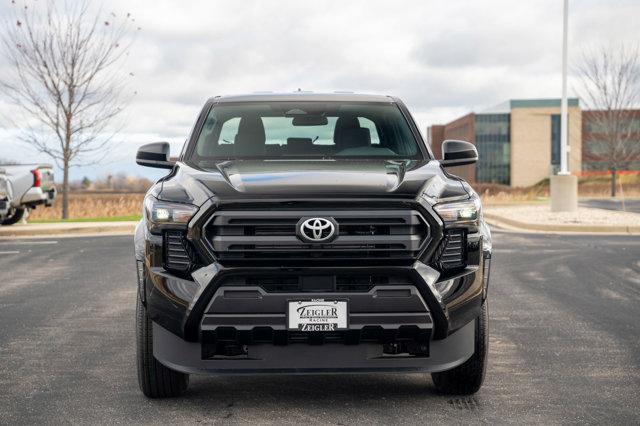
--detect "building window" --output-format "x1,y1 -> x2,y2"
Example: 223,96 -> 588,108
551,114 -> 561,167
475,114 -> 510,185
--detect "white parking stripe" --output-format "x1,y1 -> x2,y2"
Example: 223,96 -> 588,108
0,241 -> 58,246
0,251 -> 20,254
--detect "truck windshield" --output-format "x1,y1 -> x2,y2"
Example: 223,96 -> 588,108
189,102 -> 423,163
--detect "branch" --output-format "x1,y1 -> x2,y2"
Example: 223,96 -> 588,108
575,43 -> 640,169
0,0 -> 138,167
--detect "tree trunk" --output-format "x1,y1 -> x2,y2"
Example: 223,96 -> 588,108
610,168 -> 617,198
62,114 -> 72,220
62,158 -> 69,219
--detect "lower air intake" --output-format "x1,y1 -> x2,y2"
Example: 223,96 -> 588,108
436,229 -> 466,271
164,231 -> 192,273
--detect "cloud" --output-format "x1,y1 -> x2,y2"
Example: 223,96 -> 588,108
0,0 -> 638,179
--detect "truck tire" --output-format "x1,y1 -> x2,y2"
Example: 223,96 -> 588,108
1,208 -> 26,225
431,302 -> 488,395
136,296 -> 189,398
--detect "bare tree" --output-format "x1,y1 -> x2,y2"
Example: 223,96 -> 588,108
0,1 -> 138,218
576,45 -> 640,197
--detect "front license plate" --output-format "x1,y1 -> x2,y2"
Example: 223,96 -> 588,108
287,299 -> 348,331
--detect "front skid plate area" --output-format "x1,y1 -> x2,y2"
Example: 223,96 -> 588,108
153,320 -> 475,375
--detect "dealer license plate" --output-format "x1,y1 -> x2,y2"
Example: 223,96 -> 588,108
287,299 -> 348,331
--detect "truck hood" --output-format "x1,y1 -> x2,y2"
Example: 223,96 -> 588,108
158,159 -> 469,205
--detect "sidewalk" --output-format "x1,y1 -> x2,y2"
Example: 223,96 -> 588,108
0,221 -> 138,238
485,204 -> 640,233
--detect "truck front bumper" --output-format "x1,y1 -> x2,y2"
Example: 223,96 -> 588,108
153,319 -> 475,375
143,257 -> 488,375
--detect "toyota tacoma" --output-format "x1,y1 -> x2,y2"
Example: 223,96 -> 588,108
134,93 -> 492,398
0,163 -> 56,225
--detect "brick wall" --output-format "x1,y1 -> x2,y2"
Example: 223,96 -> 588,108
582,109 -> 640,171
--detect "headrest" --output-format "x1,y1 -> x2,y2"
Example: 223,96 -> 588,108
337,127 -> 371,151
234,115 -> 265,156
333,115 -> 360,143
286,138 -> 314,154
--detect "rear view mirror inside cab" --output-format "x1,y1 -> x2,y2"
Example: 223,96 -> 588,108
292,115 -> 328,126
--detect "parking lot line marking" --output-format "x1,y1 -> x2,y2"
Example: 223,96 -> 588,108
0,241 -> 58,246
0,250 -> 20,254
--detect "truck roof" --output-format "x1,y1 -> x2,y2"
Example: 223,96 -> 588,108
210,92 -> 396,104
0,163 -> 53,168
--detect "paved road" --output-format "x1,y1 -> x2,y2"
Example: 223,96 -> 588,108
0,233 -> 639,424
580,198 -> 640,214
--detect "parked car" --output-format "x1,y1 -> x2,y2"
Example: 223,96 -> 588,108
0,168 -> 12,221
134,93 -> 492,398
0,164 -> 56,225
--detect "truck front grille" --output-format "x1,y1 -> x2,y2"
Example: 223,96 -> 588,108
205,209 -> 429,263
220,274 -> 414,293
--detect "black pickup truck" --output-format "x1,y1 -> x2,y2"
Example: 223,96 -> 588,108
134,93 -> 492,398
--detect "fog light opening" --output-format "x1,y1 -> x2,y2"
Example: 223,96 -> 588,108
434,279 -> 455,298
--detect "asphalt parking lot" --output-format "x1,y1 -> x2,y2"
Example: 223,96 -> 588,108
0,231 -> 639,424
580,198 -> 640,213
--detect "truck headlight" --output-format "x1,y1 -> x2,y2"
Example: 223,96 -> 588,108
144,196 -> 198,227
433,196 -> 481,225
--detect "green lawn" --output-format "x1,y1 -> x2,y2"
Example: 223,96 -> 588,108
29,215 -> 142,223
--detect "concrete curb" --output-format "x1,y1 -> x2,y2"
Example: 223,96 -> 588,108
484,212 -> 640,234
0,222 -> 137,238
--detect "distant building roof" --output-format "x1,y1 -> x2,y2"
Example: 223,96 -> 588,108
480,100 -> 511,114
480,98 -> 580,114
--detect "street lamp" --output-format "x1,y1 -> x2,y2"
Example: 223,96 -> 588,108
550,0 -> 578,212
560,0 -> 569,176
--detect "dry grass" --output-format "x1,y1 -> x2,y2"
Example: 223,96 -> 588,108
477,174 -> 640,205
476,183 -> 547,205
577,173 -> 640,198
28,192 -> 144,220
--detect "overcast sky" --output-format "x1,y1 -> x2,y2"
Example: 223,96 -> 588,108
0,0 -> 638,181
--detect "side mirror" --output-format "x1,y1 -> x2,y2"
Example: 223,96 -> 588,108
441,140 -> 478,167
136,142 -> 174,169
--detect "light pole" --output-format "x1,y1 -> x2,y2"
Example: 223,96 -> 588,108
560,0 -> 569,176
550,0 -> 578,212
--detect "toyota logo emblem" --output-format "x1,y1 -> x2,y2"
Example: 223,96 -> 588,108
298,217 -> 337,243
